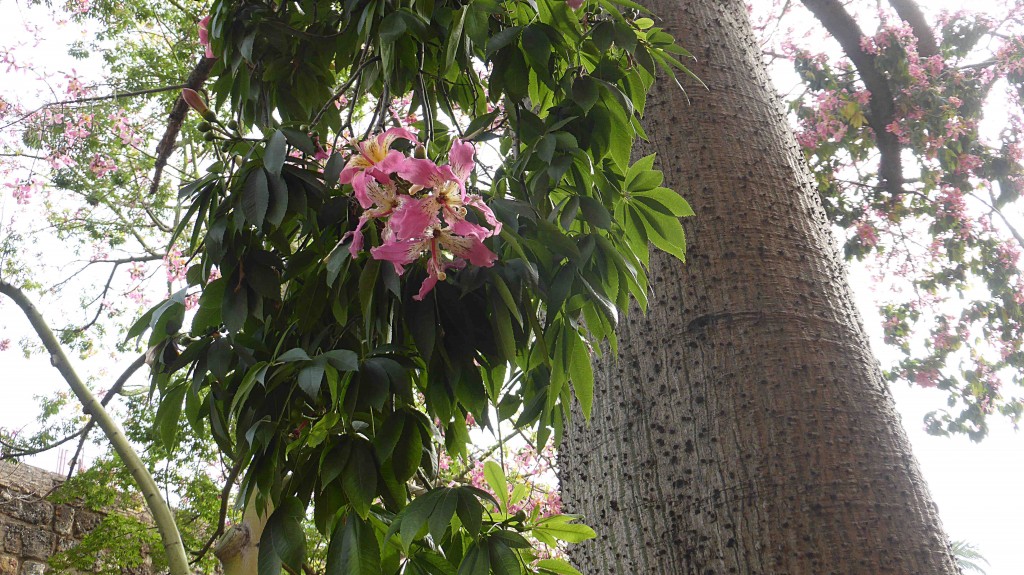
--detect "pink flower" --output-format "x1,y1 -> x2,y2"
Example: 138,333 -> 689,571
199,16 -> 215,59
371,225 -> 497,300
395,141 -> 501,239
339,127 -> 417,208
567,0 -> 583,9
342,179 -> 405,256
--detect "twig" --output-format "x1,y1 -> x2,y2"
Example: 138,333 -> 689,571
191,459 -> 243,565
65,354 -> 148,480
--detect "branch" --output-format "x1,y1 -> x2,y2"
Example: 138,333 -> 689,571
65,354 -> 148,479
0,280 -> 190,575
191,459 -> 242,565
149,56 -> 216,196
800,0 -> 904,194
887,0 -> 940,58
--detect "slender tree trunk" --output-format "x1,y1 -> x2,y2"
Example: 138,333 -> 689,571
557,0 -> 959,573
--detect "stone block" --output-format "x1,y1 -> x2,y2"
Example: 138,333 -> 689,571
1,525 -> 20,554
18,529 -> 52,560
0,555 -> 17,575
18,561 -> 43,575
73,510 -> 101,536
53,504 -> 74,535
1,499 -> 52,526
56,535 -> 76,552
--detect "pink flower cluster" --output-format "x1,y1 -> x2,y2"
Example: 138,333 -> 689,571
340,130 -> 502,301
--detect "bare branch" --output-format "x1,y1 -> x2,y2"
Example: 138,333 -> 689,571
149,56 -> 217,196
66,354 -> 148,479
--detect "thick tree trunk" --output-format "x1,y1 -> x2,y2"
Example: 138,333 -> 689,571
557,0 -> 959,573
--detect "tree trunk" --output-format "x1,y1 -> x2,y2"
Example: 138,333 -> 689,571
557,0 -> 959,573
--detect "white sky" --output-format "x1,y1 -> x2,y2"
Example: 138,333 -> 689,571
0,1 -> 1021,574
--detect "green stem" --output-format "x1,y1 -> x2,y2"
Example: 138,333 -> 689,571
0,280 -> 192,575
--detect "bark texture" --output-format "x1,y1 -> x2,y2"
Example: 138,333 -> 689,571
557,0 -> 958,573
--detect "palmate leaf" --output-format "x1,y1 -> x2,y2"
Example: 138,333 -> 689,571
258,498 -> 306,575
326,513 -> 382,575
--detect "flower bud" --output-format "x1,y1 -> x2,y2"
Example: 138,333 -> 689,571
414,144 -> 427,159
181,88 -> 210,116
197,121 -> 212,132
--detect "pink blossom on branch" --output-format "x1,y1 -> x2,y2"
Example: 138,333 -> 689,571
338,127 -> 417,208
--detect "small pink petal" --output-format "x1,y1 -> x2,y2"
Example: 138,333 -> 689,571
413,275 -> 440,301
465,195 -> 502,236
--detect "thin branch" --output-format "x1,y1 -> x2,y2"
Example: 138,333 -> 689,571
65,354 -> 148,479
0,280 -> 190,575
191,459 -> 243,565
149,56 -> 217,196
800,0 -> 904,194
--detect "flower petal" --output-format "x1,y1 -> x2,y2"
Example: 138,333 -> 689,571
398,157 -> 446,188
389,196 -> 439,240
413,274 -> 440,301
464,195 -> 503,236
449,139 -> 476,182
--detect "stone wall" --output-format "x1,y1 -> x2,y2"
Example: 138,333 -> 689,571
0,461 -> 106,575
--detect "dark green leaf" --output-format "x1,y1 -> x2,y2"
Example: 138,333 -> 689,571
265,130 -> 287,176
243,168 -> 270,228
258,498 -> 307,575
326,514 -> 382,575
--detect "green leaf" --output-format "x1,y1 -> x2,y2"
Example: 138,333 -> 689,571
486,26 -> 523,58
445,7 -> 467,70
258,498 -> 307,575
379,12 -> 407,43
264,130 -> 287,176
390,419 -> 423,482
322,349 -> 360,371
578,196 -> 611,229
154,383 -> 186,449
282,128 -> 318,154
533,515 -> 597,544
457,543 -> 490,575
243,168 -> 270,228
343,441 -> 379,519
455,490 -> 484,536
571,76 -> 599,113
633,187 -> 694,217
487,539 -> 522,575
536,558 -> 584,575
483,461 -> 508,512
326,514 -> 382,575
568,334 -> 594,419
265,169 -> 289,227
278,348 -> 312,362
298,359 -> 326,399
427,488 -> 458,543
